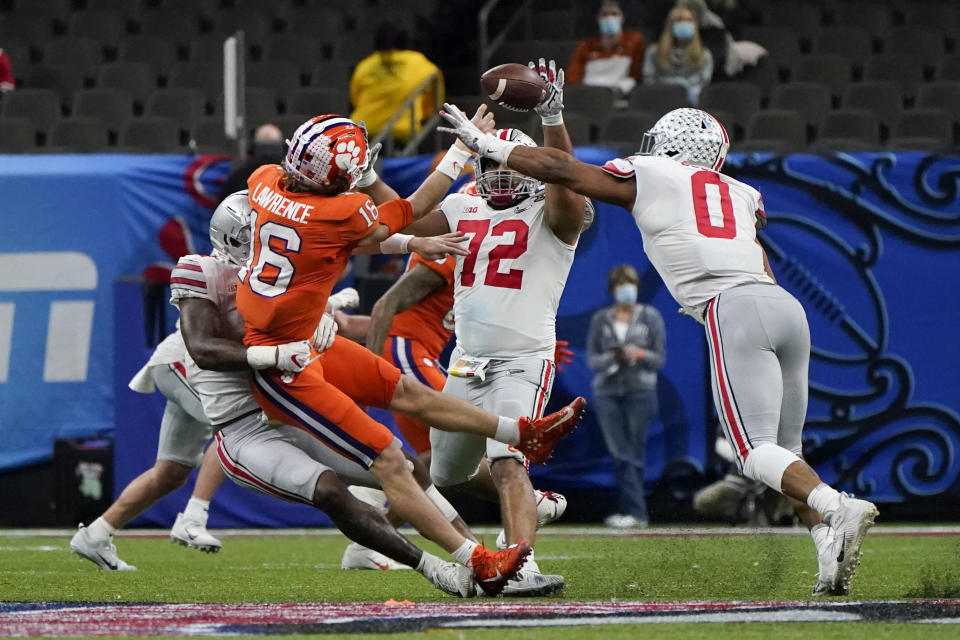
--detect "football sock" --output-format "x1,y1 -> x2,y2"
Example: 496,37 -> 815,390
494,417 -> 520,445
183,497 -> 210,524
452,539 -> 479,566
425,485 -> 459,522
806,483 -> 842,522
810,522 -> 830,549
415,551 -> 438,578
87,516 -> 117,541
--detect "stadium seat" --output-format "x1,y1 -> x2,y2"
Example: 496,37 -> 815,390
814,26 -> 872,71
0,12 -> 55,42
136,9 -> 201,48
120,36 -> 180,68
48,118 -> 111,152
903,2 -> 959,32
530,11 -> 575,40
699,83 -> 761,134
1,38 -> 32,70
599,111 -> 658,152
815,109 -> 881,149
25,64 -> 88,103
210,10 -> 273,48
1,89 -> 62,137
42,38 -> 102,69
890,109 -> 953,150
145,88 -> 207,129
120,117 -> 181,152
190,118 -> 232,155
0,117 -> 38,152
213,88 -> 279,126
288,89 -> 351,117
790,54 -> 852,98
160,0 -> 219,20
628,85 -> 688,116
273,114 -> 312,140
308,63 -> 353,93
563,85 -> 616,122
287,9 -> 348,39
883,27 -> 948,73
72,89 -> 134,131
246,62 -> 302,98
770,83 -> 831,130
761,4 -> 823,44
86,0 -> 145,15
834,1 -> 893,41
67,11 -> 127,43
740,27 -> 801,66
917,84 -> 960,139
97,63 -> 156,106
864,55 -> 925,99
841,82 -> 903,130
737,56 -> 779,100
168,63 -> 223,105
9,0 -> 72,24
744,110 -> 806,151
234,0 -> 288,16
264,34 -> 325,70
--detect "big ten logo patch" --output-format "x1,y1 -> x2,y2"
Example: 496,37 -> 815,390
0,252 -> 97,382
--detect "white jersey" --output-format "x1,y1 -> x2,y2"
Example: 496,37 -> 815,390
441,191 -> 576,360
127,330 -> 186,394
169,254 -> 258,425
602,155 -> 772,321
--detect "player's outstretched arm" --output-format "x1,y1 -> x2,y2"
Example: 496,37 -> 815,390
366,264 -> 448,356
440,103 -> 636,211
532,58 -> 587,245
179,298 -> 310,373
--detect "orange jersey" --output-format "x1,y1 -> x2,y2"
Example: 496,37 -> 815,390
237,164 -> 412,345
388,253 -> 456,358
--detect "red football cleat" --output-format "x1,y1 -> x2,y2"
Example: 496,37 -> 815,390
470,542 -> 532,597
517,396 -> 586,465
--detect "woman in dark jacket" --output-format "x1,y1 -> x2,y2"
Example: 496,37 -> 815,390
587,265 -> 666,528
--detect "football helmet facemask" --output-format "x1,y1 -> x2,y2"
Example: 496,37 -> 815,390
638,108 -> 729,171
210,190 -> 252,266
474,128 -> 541,208
284,115 -> 368,191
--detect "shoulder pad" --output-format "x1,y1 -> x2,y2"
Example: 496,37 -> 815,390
601,156 -> 637,179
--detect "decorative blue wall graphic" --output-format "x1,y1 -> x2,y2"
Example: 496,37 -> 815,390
0,150 -> 957,528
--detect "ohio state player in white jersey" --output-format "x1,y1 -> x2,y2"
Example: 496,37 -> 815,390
414,59 -> 587,596
440,99 -> 880,597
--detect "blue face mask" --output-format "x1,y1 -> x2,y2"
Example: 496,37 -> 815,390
599,15 -> 622,36
672,20 -> 696,40
613,284 -> 638,305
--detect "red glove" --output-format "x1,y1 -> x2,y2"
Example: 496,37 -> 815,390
554,339 -> 574,371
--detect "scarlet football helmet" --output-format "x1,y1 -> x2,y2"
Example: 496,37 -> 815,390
284,115 -> 368,190
473,128 -> 541,208
638,108 -> 730,171
210,190 -> 252,266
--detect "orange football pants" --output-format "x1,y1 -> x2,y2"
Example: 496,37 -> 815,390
382,335 -> 447,454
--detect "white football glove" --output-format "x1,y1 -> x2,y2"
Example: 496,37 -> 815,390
310,313 -> 338,352
530,58 -> 564,126
438,103 -> 518,164
356,120 -> 382,188
275,340 -> 313,373
328,287 -> 360,312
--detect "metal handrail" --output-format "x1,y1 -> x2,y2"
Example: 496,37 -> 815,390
370,71 -> 442,157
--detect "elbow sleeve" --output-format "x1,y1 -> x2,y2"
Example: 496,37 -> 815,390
378,199 -> 414,235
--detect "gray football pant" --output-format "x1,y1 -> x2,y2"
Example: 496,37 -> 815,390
703,283 -> 810,472
152,363 -> 213,467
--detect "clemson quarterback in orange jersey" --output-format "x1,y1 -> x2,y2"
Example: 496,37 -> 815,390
235,114 -> 586,596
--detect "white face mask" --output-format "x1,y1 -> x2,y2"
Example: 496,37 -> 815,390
613,283 -> 638,305
598,15 -> 622,36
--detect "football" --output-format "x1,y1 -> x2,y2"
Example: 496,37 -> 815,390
480,63 -> 548,112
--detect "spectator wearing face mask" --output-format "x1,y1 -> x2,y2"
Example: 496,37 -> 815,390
567,1 -> 646,100
587,265 -> 666,529
642,6 -> 713,105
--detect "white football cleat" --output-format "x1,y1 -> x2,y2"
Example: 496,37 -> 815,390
69,524 -> 136,571
429,560 -> 477,598
170,513 -> 222,553
603,514 -> 649,529
481,556 -> 565,597
497,489 -> 567,549
827,493 -> 878,594
812,526 -> 839,596
340,542 -> 410,570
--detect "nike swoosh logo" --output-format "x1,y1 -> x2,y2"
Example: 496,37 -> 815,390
480,570 -> 502,583
373,561 -> 389,570
187,532 -> 197,541
542,408 -> 573,432
96,552 -> 118,570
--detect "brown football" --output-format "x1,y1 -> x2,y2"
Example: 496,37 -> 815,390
480,63 -> 548,112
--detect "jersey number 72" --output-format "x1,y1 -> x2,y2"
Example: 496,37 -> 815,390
456,219 -> 528,290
